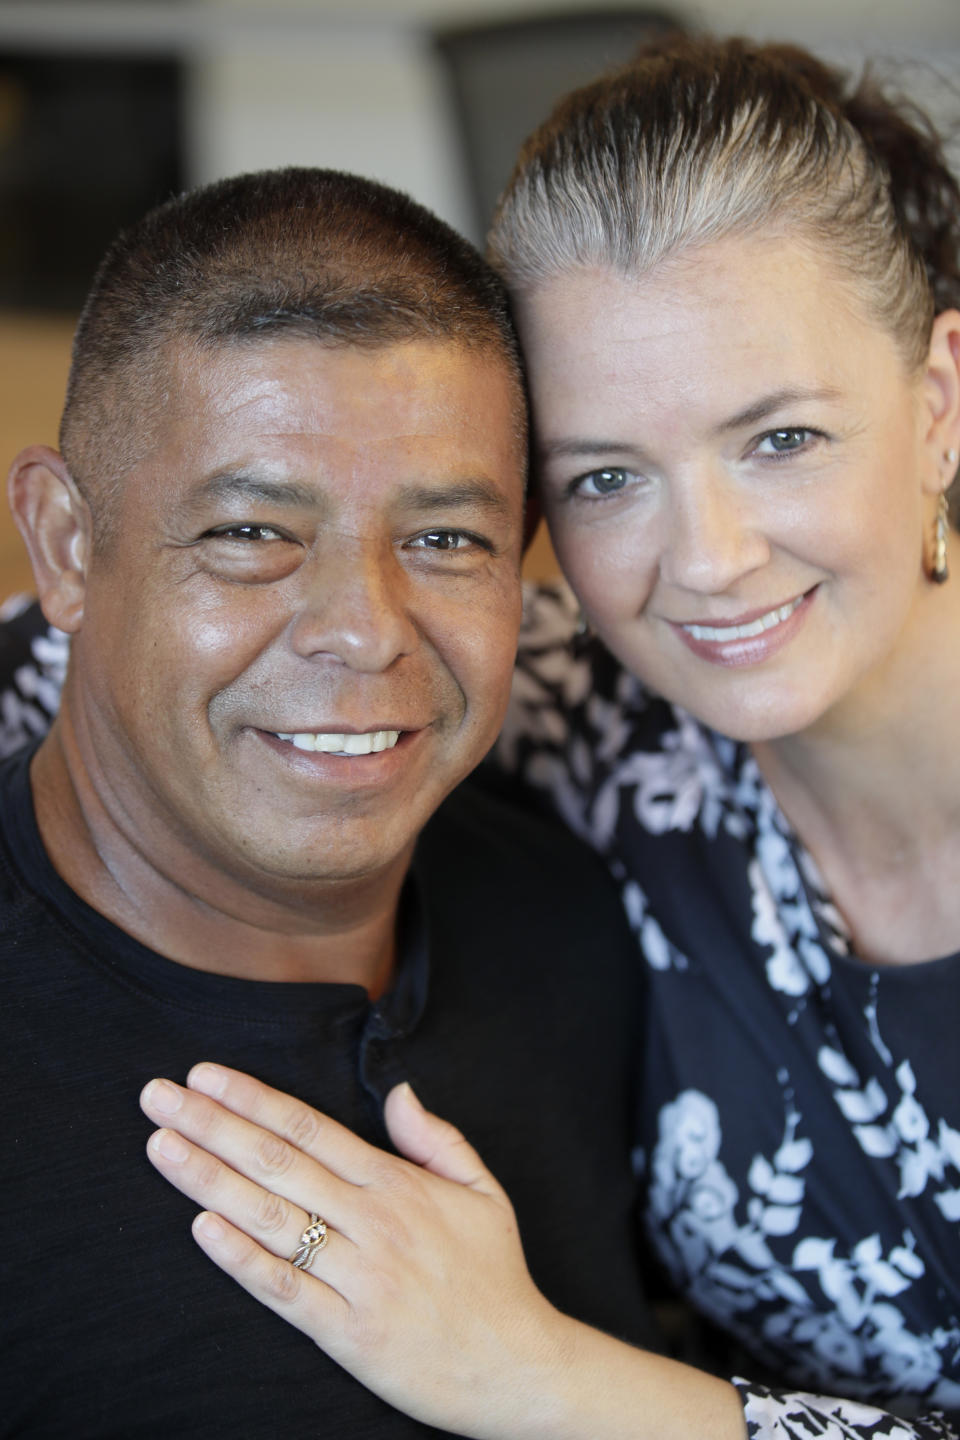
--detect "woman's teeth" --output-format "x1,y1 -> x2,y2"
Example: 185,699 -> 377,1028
682,596 -> 803,643
274,730 -> 401,755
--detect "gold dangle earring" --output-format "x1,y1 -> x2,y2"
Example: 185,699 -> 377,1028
931,450 -> 956,585
932,492 -> 949,584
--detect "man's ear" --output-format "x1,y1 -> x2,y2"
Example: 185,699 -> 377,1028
7,445 -> 93,634
920,310 -> 960,496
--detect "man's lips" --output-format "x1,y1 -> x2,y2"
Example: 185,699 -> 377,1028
272,729 -> 401,756
254,726 -> 428,777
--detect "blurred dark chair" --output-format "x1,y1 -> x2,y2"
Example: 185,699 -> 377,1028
434,8 -> 688,240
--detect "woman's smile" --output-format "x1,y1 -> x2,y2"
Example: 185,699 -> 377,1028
669,588 -> 817,667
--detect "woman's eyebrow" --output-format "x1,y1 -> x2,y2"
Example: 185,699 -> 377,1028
714,388 -> 842,434
536,389 -> 845,463
537,438 -> 640,461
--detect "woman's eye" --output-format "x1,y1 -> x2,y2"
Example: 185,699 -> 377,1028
572,467 -> 638,499
755,428 -> 816,457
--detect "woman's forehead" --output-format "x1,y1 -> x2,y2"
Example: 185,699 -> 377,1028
516,235 -> 889,356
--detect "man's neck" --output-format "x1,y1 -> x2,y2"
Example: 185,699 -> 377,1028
29,723 -> 407,997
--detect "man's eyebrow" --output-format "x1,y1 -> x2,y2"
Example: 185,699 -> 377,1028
713,388 -> 843,434
395,480 -> 515,519
191,471 -> 319,508
188,472 -> 515,519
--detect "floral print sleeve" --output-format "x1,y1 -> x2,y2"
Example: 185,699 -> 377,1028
501,584 -> 960,1440
735,1382 -> 956,1439
0,597 -> 68,757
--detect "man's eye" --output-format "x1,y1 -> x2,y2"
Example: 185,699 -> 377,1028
205,523 -> 288,543
408,530 -> 479,552
571,467 -> 639,499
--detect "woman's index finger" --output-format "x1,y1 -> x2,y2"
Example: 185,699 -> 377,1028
185,1062 -> 391,1184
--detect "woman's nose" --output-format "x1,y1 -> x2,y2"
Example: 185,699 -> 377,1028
658,470 -> 770,595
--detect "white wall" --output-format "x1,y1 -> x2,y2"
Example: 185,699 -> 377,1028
185,19 -> 475,236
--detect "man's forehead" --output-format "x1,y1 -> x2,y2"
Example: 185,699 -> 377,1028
163,332 -> 518,417
120,333 -> 525,513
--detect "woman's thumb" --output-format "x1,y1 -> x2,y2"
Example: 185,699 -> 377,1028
384,1082 -> 502,1196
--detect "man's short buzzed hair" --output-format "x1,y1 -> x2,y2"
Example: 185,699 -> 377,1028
60,167 -> 526,534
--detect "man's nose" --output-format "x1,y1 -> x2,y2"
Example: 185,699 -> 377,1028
658,469 -> 770,595
286,534 -> 419,672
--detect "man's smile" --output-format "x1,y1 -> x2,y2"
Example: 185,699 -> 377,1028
272,729 -> 401,756
254,725 -> 428,784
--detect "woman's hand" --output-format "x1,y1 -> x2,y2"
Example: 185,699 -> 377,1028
140,1064 -> 744,1440
139,1064 -> 575,1438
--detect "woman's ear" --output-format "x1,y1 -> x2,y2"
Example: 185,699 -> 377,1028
920,309 -> 960,495
7,445 -> 93,634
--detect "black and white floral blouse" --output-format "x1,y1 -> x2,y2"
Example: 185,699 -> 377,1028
500,585 -> 960,1440
0,595 -> 68,753
3,590 -> 958,1439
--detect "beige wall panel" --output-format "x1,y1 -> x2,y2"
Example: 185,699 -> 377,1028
0,312 -> 74,602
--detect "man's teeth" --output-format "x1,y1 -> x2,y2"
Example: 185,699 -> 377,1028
274,730 -> 401,755
683,597 -> 803,643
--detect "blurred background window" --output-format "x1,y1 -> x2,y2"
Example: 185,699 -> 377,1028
434,9 -> 685,238
0,52 -> 183,309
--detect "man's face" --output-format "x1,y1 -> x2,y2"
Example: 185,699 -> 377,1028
69,337 -> 525,902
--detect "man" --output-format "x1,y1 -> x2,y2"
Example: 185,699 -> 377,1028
0,169 -> 653,1436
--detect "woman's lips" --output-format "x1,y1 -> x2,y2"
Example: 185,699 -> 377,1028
670,587 -> 817,666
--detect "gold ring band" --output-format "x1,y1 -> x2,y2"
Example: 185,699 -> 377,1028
289,1213 -> 329,1271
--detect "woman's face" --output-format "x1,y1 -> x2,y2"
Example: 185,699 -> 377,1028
516,235 -> 946,742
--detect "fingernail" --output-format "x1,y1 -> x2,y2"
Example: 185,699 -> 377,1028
398,1081 -> 423,1111
194,1212 -> 226,1243
150,1128 -> 189,1163
143,1079 -> 183,1115
188,1063 -> 227,1098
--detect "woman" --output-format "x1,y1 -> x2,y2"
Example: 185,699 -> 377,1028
62,33 -> 960,1440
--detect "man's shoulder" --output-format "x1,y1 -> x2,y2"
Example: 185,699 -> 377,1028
0,743 -> 67,948
423,770 -> 607,878
0,742 -> 36,891
418,772 -> 633,961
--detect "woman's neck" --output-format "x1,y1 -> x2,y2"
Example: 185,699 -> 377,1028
750,577 -> 960,964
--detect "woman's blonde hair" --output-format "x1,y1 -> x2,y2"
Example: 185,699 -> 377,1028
489,36 -> 960,374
